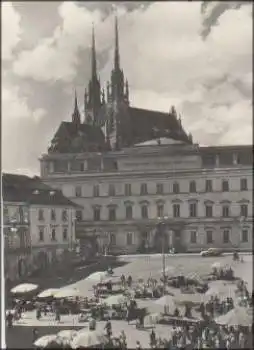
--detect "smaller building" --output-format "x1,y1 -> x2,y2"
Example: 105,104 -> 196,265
3,173 -> 79,283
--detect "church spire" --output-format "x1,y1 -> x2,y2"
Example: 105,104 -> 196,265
72,89 -> 81,126
84,24 -> 101,124
114,16 -> 120,71
110,16 -> 125,103
91,23 -> 97,79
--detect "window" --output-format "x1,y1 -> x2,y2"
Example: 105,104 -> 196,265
62,210 -> 68,222
173,204 -> 180,218
108,207 -> 116,221
38,209 -> 44,221
51,228 -> 56,241
76,210 -> 82,221
223,229 -> 230,243
189,181 -> 196,193
173,182 -> 179,194
126,206 -> 133,220
80,163 -> 84,172
222,205 -> 230,217
108,184 -> 115,196
205,180 -> 213,192
93,185 -> 99,197
51,209 -> 56,221
157,204 -> 164,218
125,184 -> 132,196
205,204 -> 213,217
240,178 -> 248,191
75,186 -> 82,197
109,233 -> 116,245
93,207 -> 101,221
206,230 -> 213,244
127,233 -> 133,245
156,183 -> 163,194
242,229 -> 248,242
140,183 -> 147,195
190,231 -> 197,244
141,205 -> 148,219
189,203 -> 197,217
63,228 -> 68,241
222,180 -> 229,192
38,227 -> 44,241
240,204 -> 248,218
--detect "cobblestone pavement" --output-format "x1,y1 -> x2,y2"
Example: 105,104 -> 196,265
6,253 -> 252,348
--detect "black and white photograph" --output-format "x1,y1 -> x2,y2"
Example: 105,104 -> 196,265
2,1 -> 253,349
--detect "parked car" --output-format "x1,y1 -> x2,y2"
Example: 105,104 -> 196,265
200,248 -> 222,257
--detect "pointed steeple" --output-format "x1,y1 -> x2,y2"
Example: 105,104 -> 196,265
91,23 -> 97,79
114,16 -> 120,71
84,24 -> 101,124
72,89 -> 81,126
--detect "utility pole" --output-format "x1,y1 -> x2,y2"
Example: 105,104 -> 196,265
161,222 -> 166,295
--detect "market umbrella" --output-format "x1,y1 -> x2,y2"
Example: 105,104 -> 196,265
211,262 -> 224,270
37,288 -> 59,299
34,335 -> 59,348
175,293 -> 208,305
103,294 -> 128,306
57,329 -> 78,340
205,282 -> 236,299
144,313 -> 160,327
215,307 -> 253,326
155,295 -> 176,314
155,295 -> 176,308
11,283 -> 38,294
70,330 -> 107,349
186,272 -> 203,284
86,271 -> 108,282
54,287 -> 82,299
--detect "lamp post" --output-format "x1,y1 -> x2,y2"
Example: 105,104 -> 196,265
158,216 -> 168,295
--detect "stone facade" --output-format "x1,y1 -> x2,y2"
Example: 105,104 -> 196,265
3,174 -> 78,283
40,142 -> 252,254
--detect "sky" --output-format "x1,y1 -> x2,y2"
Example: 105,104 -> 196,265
2,1 -> 252,176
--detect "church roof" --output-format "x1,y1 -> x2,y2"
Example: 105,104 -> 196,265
3,173 -> 79,207
128,107 -> 190,144
49,121 -> 107,153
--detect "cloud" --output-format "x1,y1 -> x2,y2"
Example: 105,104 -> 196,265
2,2 -> 22,61
12,2 -> 103,82
2,2 -> 252,175
2,85 -> 46,122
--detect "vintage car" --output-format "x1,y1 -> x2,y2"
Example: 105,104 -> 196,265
200,248 -> 223,257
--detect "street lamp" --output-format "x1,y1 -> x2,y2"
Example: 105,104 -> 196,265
158,216 -> 168,295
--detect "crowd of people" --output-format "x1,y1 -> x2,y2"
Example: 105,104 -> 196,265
6,260 -> 253,349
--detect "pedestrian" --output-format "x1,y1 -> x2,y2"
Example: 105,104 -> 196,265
32,327 -> 38,343
120,330 -> 127,349
136,341 -> 142,349
55,308 -> 60,322
6,311 -> 13,328
150,329 -> 156,348
36,307 -> 41,320
105,319 -> 112,338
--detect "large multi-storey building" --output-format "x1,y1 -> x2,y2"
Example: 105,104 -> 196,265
40,18 -> 252,255
3,174 -> 78,282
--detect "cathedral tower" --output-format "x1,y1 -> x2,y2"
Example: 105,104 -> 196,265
84,25 -> 102,124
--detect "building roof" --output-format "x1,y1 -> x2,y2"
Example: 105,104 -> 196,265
49,121 -> 107,153
2,173 -> 80,208
128,107 -> 190,144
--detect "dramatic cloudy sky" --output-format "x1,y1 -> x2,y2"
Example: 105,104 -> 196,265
2,1 -> 252,176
